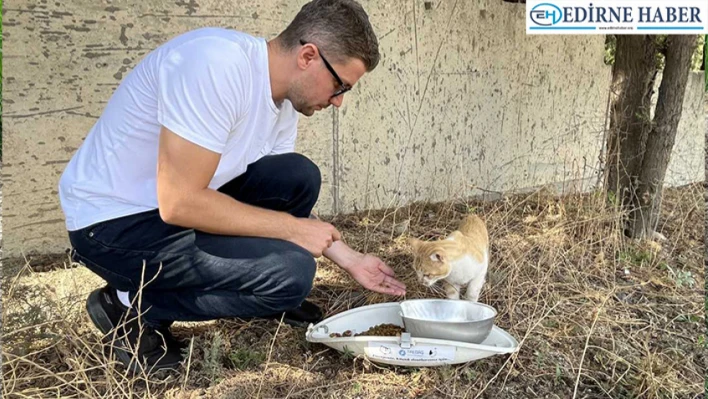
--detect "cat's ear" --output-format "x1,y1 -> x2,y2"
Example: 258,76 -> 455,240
408,238 -> 423,252
430,252 -> 445,262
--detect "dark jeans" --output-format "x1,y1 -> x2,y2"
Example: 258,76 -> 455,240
69,153 -> 321,326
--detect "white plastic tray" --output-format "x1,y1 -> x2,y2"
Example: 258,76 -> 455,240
305,302 -> 519,367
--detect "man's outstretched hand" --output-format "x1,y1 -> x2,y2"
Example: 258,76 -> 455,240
346,254 -> 407,296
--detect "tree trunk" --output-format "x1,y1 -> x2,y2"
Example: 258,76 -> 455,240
627,35 -> 697,238
605,36 -> 657,209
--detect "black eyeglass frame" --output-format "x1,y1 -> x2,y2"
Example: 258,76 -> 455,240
300,40 -> 352,98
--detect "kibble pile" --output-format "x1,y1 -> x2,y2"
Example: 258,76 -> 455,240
329,323 -> 404,338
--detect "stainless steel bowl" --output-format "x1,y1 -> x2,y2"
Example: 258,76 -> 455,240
399,299 -> 497,344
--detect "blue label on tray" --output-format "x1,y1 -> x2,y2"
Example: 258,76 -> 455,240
365,342 -> 455,362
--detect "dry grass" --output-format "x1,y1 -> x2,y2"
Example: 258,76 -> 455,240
2,184 -> 705,398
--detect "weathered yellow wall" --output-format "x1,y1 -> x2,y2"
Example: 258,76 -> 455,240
2,0 -> 704,256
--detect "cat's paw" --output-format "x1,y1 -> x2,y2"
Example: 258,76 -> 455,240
464,293 -> 480,302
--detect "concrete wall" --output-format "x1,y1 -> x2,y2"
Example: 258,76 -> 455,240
660,73 -> 705,187
2,0 -> 704,257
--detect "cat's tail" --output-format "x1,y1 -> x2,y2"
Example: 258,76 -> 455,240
459,214 -> 489,245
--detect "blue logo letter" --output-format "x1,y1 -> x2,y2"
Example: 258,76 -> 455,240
530,3 -> 563,26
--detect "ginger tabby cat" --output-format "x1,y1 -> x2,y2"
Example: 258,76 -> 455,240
408,214 -> 489,302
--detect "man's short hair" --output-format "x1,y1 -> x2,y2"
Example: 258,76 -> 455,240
278,0 -> 380,72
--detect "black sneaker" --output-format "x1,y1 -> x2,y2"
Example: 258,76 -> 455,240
157,321 -> 189,350
86,286 -> 183,373
264,299 -> 323,328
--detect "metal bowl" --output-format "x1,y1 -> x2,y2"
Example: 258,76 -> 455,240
399,299 -> 497,344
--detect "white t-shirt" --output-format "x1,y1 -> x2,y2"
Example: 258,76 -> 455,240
59,28 -> 299,231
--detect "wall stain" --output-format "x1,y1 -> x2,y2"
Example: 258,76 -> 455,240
175,0 -> 199,16
119,24 -> 134,46
11,219 -> 65,231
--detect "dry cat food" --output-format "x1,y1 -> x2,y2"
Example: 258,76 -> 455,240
329,323 -> 405,338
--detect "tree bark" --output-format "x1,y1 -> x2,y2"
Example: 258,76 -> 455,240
627,35 -> 697,238
605,36 -> 657,209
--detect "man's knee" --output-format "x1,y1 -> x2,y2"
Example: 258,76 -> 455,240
266,250 -> 317,311
254,153 -> 320,195
283,250 -> 317,302
279,153 -> 321,196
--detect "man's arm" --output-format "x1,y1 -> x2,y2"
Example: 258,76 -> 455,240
156,127 -> 340,257
310,212 -> 361,271
324,240 -> 407,296
311,213 -> 407,296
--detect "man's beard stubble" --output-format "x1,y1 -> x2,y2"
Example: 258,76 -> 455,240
288,80 -> 316,117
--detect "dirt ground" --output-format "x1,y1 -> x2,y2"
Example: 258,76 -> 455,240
2,184 -> 705,399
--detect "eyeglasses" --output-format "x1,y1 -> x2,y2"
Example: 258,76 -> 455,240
300,40 -> 352,98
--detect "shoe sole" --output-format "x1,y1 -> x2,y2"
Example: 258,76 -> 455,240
86,290 -> 180,373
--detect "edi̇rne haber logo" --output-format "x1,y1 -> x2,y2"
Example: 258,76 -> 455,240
526,0 -> 708,34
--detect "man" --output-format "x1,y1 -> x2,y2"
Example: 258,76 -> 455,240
58,0 -> 406,372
